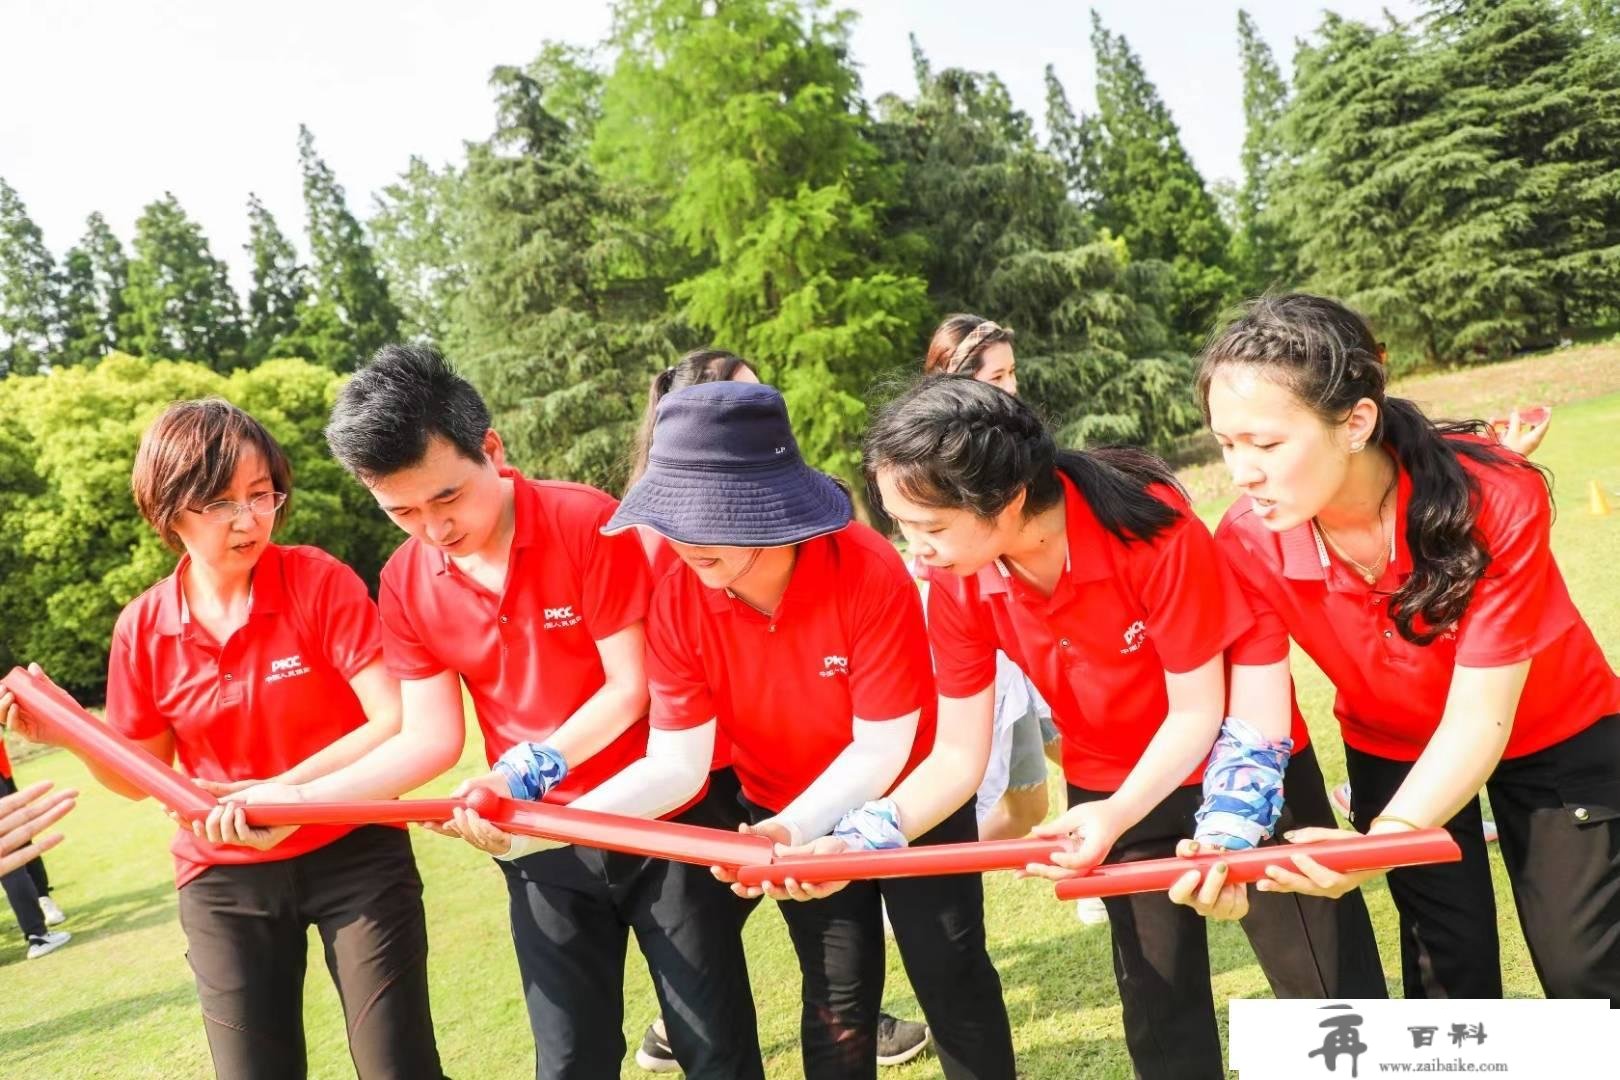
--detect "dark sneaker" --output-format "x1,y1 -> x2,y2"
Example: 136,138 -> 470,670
634,1018 -> 680,1073
876,1012 -> 930,1067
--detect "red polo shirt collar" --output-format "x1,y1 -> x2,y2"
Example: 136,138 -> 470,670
155,544 -> 286,638
700,533 -> 837,619
1275,448 -> 1415,588
975,472 -> 1111,603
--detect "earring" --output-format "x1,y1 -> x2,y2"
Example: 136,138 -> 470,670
1350,442 -> 1365,453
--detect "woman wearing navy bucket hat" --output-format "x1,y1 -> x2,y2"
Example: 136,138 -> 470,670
589,379 -> 1017,1080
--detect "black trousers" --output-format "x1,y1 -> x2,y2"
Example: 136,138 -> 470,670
0,772 -> 52,939
175,825 -> 444,1080
1069,744 -> 1387,1080
735,792 -> 1018,1080
1345,712 -> 1620,1004
499,780 -> 764,1080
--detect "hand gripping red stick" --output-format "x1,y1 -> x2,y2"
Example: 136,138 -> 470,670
1052,829 -> 1460,900
242,788 -> 775,870
732,837 -> 1071,887
2,666 -> 217,823
1,667 -> 772,868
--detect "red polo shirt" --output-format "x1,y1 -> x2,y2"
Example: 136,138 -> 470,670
1219,438 -> 1620,761
379,471 -> 652,802
641,532 -> 732,772
105,544 -> 383,887
928,472 -> 1301,792
646,523 -> 937,814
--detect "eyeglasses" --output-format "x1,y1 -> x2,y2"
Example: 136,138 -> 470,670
189,491 -> 288,524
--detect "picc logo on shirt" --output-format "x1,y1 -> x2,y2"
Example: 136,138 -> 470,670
1120,619 -> 1148,654
265,653 -> 310,684
820,655 -> 849,678
543,605 -> 582,629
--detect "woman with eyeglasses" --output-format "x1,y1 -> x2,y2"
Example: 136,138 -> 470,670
0,398 -> 445,1080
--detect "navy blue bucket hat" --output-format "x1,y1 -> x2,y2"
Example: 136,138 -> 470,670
604,381 -> 852,547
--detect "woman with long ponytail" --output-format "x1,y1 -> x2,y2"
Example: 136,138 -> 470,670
1196,293 -> 1620,1002
920,315 -> 1064,847
859,376 -> 1384,1080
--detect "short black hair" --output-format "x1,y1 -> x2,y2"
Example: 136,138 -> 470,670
326,343 -> 492,481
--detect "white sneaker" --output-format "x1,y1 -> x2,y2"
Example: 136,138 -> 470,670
1075,897 -> 1110,926
26,930 -> 70,959
39,896 -> 66,926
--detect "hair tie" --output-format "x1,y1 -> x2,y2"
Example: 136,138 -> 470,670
949,321 -> 1003,373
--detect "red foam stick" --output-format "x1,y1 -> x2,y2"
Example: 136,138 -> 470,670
1052,829 -> 1460,900
477,789 -> 774,869
240,786 -> 774,869
242,799 -> 467,827
733,837 -> 1071,887
2,666 -> 217,823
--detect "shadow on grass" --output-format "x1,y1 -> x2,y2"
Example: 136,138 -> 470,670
0,984 -> 197,1058
46,879 -> 179,941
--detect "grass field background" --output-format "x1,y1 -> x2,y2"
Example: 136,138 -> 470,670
3,358 -> 1618,1078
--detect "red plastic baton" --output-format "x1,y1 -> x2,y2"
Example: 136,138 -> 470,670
733,837 -> 1071,887
2,666 -> 217,823
240,787 -> 774,869
242,799 -> 466,827
483,791 -> 774,869
1051,829 -> 1460,900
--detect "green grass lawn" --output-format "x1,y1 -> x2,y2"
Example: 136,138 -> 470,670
3,392 -> 1618,1079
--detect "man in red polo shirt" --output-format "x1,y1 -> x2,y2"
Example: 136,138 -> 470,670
238,345 -> 762,1080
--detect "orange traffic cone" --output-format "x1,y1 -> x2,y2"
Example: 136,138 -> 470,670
1590,480 -> 1612,516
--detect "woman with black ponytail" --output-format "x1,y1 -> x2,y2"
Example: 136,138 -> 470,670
860,376 -> 1384,1080
1198,293 -> 1620,1002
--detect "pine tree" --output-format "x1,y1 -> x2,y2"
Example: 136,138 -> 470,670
1421,0 -> 1620,342
1233,10 -> 1293,293
371,157 -> 466,345
56,213 -> 128,366
873,39 -> 1083,312
595,0 -> 931,497
872,41 -> 1194,450
119,193 -> 244,369
296,126 -> 401,371
56,247 -> 100,366
452,58 -> 681,492
1044,65 -> 1108,221
1275,2 -> 1620,362
1081,14 -> 1236,341
242,194 -> 310,365
0,178 -> 60,377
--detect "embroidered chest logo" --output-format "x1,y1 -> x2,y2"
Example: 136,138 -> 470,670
543,605 -> 582,630
820,654 -> 849,678
1120,620 -> 1148,655
264,654 -> 310,684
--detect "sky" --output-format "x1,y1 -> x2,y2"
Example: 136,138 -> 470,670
0,0 -> 1421,283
